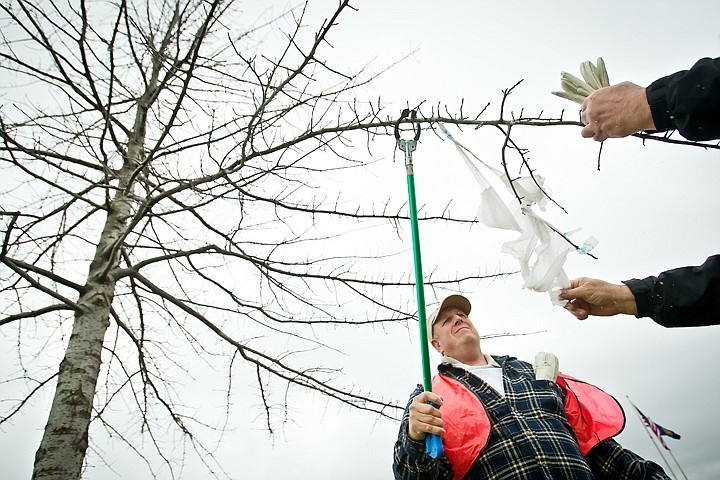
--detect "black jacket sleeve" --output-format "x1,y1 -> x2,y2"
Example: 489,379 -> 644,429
645,57 -> 720,141
585,439 -> 670,479
622,255 -> 720,327
393,385 -> 454,480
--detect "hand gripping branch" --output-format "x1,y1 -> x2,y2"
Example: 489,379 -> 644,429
395,110 -> 444,459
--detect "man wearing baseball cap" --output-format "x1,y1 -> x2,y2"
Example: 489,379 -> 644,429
393,294 -> 668,480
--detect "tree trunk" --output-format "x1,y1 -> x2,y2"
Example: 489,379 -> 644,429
32,139 -> 144,480
31,280 -> 115,479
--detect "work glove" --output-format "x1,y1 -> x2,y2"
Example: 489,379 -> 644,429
534,352 -> 559,382
552,57 -> 610,104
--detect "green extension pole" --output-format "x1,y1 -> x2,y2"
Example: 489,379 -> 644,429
394,109 -> 444,459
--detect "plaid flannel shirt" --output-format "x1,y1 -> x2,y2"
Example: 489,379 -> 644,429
393,356 -> 669,480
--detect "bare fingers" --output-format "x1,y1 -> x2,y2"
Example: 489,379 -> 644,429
408,393 -> 446,440
564,301 -> 590,320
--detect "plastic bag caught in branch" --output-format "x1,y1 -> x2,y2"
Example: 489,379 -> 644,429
438,124 -> 597,301
439,124 -> 521,231
502,207 -> 574,293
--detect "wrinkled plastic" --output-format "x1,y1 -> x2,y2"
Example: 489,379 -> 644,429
501,207 -> 575,292
425,433 -> 444,459
425,400 -> 445,458
439,123 -> 521,232
578,236 -> 599,255
439,123 -> 597,299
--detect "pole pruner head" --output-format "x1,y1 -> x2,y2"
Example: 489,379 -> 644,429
394,108 -> 421,146
395,109 -> 421,166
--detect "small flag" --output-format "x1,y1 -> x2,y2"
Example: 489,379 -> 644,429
634,404 -> 681,450
655,424 -> 681,440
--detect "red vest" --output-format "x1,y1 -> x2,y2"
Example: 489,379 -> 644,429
431,372 -> 625,480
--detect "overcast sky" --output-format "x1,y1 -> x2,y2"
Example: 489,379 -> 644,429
2,1 -> 720,479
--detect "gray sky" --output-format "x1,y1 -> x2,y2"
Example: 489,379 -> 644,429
2,1 -> 719,479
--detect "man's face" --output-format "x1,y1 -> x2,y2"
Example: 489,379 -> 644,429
430,307 -> 480,357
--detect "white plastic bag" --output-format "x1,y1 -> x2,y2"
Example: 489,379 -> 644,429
438,123 -> 596,299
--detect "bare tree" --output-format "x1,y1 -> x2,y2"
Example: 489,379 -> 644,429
3,1 -> 715,479
0,1 -> 469,477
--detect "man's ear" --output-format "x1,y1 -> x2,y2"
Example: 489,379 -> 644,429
430,338 -> 442,354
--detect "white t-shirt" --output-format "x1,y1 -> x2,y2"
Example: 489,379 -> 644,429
441,354 -> 505,396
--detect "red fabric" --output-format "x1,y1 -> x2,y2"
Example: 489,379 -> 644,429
557,373 -> 626,455
432,375 -> 490,480
432,372 -> 625,478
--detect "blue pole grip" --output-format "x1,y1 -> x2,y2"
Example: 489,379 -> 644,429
425,401 -> 445,458
426,433 -> 444,458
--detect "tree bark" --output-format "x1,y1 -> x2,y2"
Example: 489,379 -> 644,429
32,212 -> 124,479
32,107 -> 146,480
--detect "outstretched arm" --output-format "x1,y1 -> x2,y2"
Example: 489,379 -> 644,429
560,255 -> 720,327
581,57 -> 720,142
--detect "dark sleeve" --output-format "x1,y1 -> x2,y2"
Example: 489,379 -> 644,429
392,385 -> 454,480
645,57 -> 720,141
622,255 -> 720,327
585,438 -> 670,479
